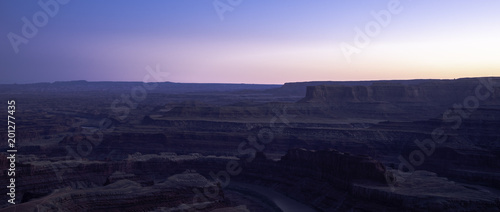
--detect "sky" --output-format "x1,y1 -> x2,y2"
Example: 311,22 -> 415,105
1,0 -> 499,84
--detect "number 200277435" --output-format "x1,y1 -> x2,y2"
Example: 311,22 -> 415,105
8,100 -> 15,148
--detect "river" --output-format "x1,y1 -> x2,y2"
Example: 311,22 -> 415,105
228,182 -> 318,212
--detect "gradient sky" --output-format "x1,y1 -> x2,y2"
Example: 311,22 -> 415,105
1,0 -> 499,84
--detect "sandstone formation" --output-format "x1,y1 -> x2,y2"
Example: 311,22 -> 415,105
1,77 -> 500,211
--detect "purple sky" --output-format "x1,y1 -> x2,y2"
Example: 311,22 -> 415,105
1,0 -> 499,84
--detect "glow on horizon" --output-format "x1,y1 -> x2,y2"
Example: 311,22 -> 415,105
1,0 -> 499,84
126,38 -> 500,84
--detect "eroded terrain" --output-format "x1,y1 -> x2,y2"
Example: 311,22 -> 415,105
1,78 -> 500,211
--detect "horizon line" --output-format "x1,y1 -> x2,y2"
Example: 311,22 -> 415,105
1,76 -> 499,86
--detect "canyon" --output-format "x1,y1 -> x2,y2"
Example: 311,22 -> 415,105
1,77 -> 500,211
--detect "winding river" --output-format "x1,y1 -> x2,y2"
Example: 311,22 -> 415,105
228,182 -> 318,212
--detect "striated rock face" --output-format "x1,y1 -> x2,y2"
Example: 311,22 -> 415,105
268,79 -> 434,97
239,149 -> 393,210
3,148 -> 499,211
239,150 -> 500,211
279,148 -> 387,184
3,173 -> 227,212
298,78 -> 500,120
0,152 -> 238,210
301,78 -> 500,104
